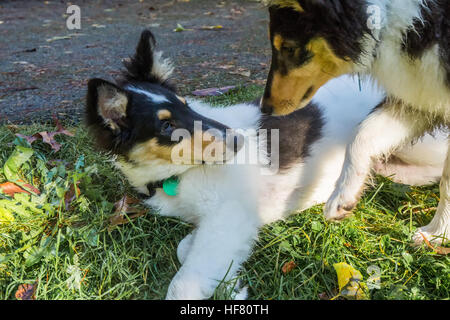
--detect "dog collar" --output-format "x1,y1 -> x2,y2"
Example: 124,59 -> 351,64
143,176 -> 179,198
162,176 -> 179,196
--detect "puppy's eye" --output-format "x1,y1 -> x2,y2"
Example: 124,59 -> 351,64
282,46 -> 296,54
160,120 -> 175,136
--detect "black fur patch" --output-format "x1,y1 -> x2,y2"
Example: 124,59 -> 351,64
261,101 -> 324,171
402,0 -> 450,85
119,30 -> 176,92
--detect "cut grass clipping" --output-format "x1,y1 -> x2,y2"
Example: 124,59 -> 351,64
1,88 -> 449,300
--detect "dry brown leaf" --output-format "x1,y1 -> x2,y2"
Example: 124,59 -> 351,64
15,117 -> 74,152
108,195 -> 146,230
281,261 -> 297,274
229,68 -> 251,77
192,86 -> 236,97
17,179 -> 41,195
15,282 -> 37,300
0,182 -> 30,197
64,181 -> 81,210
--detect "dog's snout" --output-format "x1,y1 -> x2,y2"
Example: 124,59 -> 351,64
261,102 -> 274,115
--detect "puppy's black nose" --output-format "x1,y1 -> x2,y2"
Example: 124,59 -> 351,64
261,103 -> 273,115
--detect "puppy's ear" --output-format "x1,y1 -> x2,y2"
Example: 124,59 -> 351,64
86,78 -> 131,152
265,0 -> 330,12
122,29 -> 174,88
263,0 -> 305,11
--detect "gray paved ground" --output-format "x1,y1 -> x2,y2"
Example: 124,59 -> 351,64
0,0 -> 270,124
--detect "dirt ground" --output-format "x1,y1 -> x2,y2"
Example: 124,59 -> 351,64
0,0 -> 270,124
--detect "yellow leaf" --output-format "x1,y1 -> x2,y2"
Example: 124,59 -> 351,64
333,262 -> 369,300
0,207 -> 14,223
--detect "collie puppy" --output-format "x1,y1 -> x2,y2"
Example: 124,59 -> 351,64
261,0 -> 449,244
86,30 -> 445,299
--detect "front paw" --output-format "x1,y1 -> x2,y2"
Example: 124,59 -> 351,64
412,225 -> 450,246
166,271 -> 217,300
324,193 -> 357,222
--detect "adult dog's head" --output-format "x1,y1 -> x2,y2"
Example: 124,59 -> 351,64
261,0 -> 373,115
86,30 -> 242,187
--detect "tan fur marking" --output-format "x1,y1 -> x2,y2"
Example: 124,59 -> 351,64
269,37 -> 351,115
97,85 -> 128,130
157,109 -> 172,120
273,34 -> 283,51
128,133 -> 229,165
176,95 -> 186,104
263,0 -> 303,12
129,138 -> 173,162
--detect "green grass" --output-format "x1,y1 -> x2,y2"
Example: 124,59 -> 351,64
0,87 -> 449,300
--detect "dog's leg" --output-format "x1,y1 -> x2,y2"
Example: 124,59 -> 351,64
177,231 -> 196,265
373,156 -> 442,186
166,201 -> 258,300
412,143 -> 450,245
324,105 -> 422,221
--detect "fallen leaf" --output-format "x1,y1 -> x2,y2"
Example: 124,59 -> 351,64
333,262 -> 369,300
0,207 -> 15,223
229,68 -> 251,77
15,133 -> 39,144
64,181 -> 81,210
15,117 -> 74,152
15,282 -> 37,300
217,64 -> 234,70
3,146 -> 34,181
0,182 -> 30,197
200,25 -> 223,30
108,195 -> 146,230
38,131 -> 62,152
192,86 -> 236,96
173,23 -> 193,32
281,261 -> 297,274
66,260 -> 82,290
251,79 -> 266,85
46,35 -> 72,42
53,115 -> 75,137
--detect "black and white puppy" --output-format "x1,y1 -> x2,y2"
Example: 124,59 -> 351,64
86,30 -> 446,299
261,0 -> 449,245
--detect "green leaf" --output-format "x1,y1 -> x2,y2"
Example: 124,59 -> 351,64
0,207 -> 14,223
84,228 -> 99,247
3,146 -> 34,181
311,221 -> 323,232
402,252 -> 413,265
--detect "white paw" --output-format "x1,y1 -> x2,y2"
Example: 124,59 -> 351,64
166,271 -> 216,300
233,286 -> 248,300
324,192 -> 357,221
412,225 -> 450,246
177,233 -> 195,265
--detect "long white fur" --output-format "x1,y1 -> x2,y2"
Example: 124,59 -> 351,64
120,75 -> 445,299
324,0 -> 450,246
